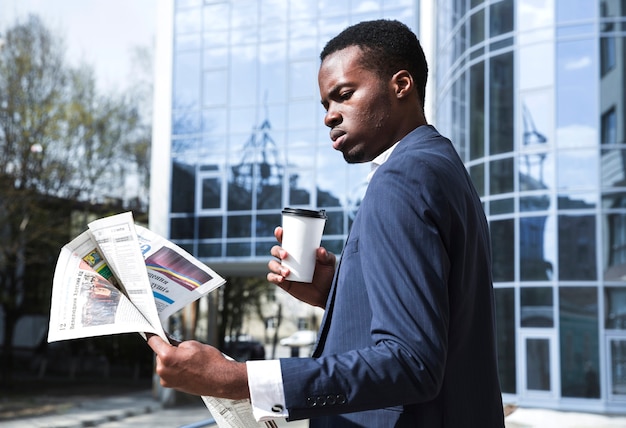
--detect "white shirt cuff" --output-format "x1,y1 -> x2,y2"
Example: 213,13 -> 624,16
246,359 -> 288,421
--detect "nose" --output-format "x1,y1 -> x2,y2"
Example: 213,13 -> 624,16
324,104 -> 342,128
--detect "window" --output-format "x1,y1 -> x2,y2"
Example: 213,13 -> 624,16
559,287 -> 600,398
601,107 -> 617,146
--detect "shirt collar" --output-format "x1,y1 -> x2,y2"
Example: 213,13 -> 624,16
366,141 -> 400,183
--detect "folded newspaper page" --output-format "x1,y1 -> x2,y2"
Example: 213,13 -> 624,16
48,212 -> 267,428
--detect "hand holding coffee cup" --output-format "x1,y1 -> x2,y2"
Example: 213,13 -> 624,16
280,208 -> 327,283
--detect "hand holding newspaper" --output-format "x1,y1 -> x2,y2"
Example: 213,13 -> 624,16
48,212 -> 270,428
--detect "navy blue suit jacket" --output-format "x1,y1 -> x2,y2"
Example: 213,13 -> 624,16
281,126 -> 505,427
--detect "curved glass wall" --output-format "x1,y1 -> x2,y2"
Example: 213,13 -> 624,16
435,0 -> 626,411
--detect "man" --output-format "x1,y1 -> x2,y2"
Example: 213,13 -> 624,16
148,19 -> 505,427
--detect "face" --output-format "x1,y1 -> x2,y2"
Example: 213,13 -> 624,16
318,46 -> 402,163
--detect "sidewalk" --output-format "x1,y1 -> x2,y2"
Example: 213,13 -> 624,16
0,390 -> 309,428
4,389 -> 625,428
505,407 -> 626,428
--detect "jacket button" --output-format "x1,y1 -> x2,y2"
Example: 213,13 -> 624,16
316,396 -> 327,406
326,395 -> 336,405
306,397 -> 316,407
336,394 -> 347,404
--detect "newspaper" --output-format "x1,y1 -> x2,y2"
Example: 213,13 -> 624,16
47,211 -> 268,428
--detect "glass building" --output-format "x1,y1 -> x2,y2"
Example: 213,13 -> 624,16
152,0 -> 626,414
433,0 -> 626,413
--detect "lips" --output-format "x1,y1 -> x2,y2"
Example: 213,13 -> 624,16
330,128 -> 345,142
329,129 -> 346,150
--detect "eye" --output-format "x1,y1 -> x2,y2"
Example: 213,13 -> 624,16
340,90 -> 353,101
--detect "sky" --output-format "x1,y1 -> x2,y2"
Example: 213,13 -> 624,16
0,0 -> 158,92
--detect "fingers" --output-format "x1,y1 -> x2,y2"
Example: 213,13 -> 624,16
147,333 -> 172,355
274,226 -> 283,243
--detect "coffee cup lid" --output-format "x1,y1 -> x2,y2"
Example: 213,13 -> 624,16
282,207 -> 327,219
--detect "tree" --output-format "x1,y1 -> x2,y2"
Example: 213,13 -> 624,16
217,276 -> 272,350
0,15 -> 151,386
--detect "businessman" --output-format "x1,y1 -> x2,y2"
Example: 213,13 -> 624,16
148,19 -> 505,427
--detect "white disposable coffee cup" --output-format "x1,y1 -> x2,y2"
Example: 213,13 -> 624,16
281,207 -> 327,283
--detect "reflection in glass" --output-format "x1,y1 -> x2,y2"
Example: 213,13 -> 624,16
256,214 -> 281,239
526,338 -> 550,391
470,8 -> 485,46
518,0 -> 554,32
521,287 -> 553,326
556,39 -> 596,131
170,217 -> 194,240
491,198 -> 514,215
605,287 -> 626,329
230,47 -> 258,107
201,176 -> 221,210
601,148 -> 626,188
490,0 -> 513,37
559,287 -> 600,398
171,160 -> 196,214
490,157 -> 514,195
203,69 -> 228,107
470,62 -> 485,160
558,214 -> 596,280
495,288 -> 516,393
470,163 -> 485,196
491,218 -> 514,282
519,43 -> 554,90
556,0 -> 595,23
227,242 -> 251,257
490,52 -> 514,155
557,149 -> 598,191
604,214 -> 626,281
610,340 -> 626,396
521,216 -> 553,281
227,215 -> 252,238
198,216 -> 222,239
601,107 -> 617,145
173,50 -> 201,110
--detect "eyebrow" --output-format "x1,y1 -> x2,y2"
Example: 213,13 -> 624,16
320,82 -> 347,108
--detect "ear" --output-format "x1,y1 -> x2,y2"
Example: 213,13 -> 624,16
391,70 -> 414,99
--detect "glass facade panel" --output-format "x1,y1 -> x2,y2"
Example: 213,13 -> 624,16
495,287 -> 516,393
490,0 -> 514,37
520,216 -> 553,281
605,287 -> 626,329
521,287 -> 553,326
490,157 -> 515,194
198,216 -> 222,239
601,148 -> 626,188
526,338 -> 551,390
558,214 -> 597,280
491,218 -> 515,282
489,52 -> 514,155
604,213 -> 626,281
470,8 -> 485,46
559,287 -> 600,398
556,39 -> 597,145
556,0 -> 596,22
610,339 -> 626,397
557,149 -> 598,192
470,62 -> 485,160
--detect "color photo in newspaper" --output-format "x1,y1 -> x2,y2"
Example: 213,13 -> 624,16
47,212 -> 225,343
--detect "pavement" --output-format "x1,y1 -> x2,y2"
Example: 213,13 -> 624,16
0,389 -> 309,428
3,388 -> 626,428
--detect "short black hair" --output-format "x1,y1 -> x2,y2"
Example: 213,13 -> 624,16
320,19 -> 428,108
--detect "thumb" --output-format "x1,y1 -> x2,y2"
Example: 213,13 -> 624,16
146,333 -> 172,355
